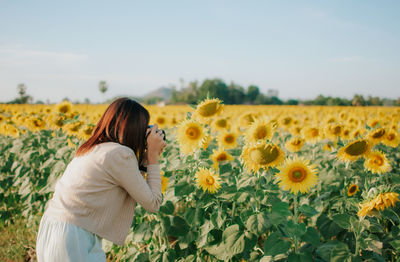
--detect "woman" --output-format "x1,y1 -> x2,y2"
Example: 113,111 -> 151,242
36,98 -> 166,261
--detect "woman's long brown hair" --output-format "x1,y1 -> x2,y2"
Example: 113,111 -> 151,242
76,98 -> 150,165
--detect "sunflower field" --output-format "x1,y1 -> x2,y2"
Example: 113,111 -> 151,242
1,99 -> 400,261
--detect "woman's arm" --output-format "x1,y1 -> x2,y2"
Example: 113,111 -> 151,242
107,147 -> 162,213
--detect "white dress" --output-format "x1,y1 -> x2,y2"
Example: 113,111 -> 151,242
36,213 -> 107,262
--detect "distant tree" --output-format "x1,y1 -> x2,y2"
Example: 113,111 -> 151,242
18,83 -> 26,97
313,95 -> 328,105
286,99 -> 299,105
227,83 -> 245,104
7,83 -> 33,104
254,94 -> 267,104
144,97 -> 163,105
198,79 -> 230,103
99,81 -> 108,95
246,85 -> 260,104
266,96 -> 283,105
381,98 -> 394,106
352,94 -> 366,106
366,96 -> 382,106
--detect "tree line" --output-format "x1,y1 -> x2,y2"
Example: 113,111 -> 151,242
4,79 -> 400,106
169,78 -> 400,106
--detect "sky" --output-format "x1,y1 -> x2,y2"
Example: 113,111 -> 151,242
0,0 -> 399,103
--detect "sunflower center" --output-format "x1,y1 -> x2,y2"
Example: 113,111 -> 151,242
372,129 -> 385,139
198,102 -> 219,117
353,131 -> 361,138
292,138 -> 302,146
224,135 -> 234,143
250,145 -> 279,165
33,119 -> 42,127
84,127 -> 93,135
344,140 -> 368,156
205,176 -> 215,185
186,127 -> 200,139
59,105 -> 70,114
373,155 -> 384,166
255,126 -> 267,139
216,153 -> 227,161
332,125 -> 342,135
387,134 -> 395,141
289,167 -> 307,182
243,114 -> 255,125
310,128 -> 319,137
283,117 -> 292,125
216,119 -> 227,127
349,185 -> 357,194
157,117 -> 165,124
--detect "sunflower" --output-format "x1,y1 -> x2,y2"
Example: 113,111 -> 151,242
56,100 -> 72,114
357,192 -> 399,218
364,150 -> 391,174
161,173 -> 168,194
324,123 -> 343,141
77,124 -> 94,141
323,142 -> 336,152
27,117 -> 46,131
245,118 -> 274,143
176,119 -> 207,155
290,125 -> 302,136
193,98 -> 223,123
67,138 -> 76,148
382,129 -> 400,148
50,114 -> 66,128
202,134 -> 213,150
367,118 -> 381,128
1,123 -> 19,138
63,121 -> 83,135
239,112 -> 258,129
351,127 -> 365,139
367,128 -> 386,145
195,167 -> 222,194
154,115 -> 168,129
301,126 -> 321,144
217,130 -> 239,149
285,137 -> 305,152
347,117 -> 359,127
341,128 -> 351,141
347,184 -> 359,196
275,157 -> 318,195
337,139 -> 371,162
211,117 -> 231,132
279,116 -> 294,130
240,141 -> 285,173
211,148 -> 234,169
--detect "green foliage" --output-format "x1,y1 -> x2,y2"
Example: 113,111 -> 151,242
1,125 -> 400,261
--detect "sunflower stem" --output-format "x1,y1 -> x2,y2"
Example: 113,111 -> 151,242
293,194 -> 299,254
354,234 -> 359,256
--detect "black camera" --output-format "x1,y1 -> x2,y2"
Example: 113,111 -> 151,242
147,125 -> 166,141
139,125 -> 166,173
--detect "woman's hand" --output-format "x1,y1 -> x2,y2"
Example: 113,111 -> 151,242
146,124 -> 167,165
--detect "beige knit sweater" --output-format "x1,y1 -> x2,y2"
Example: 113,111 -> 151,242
43,142 -> 162,245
